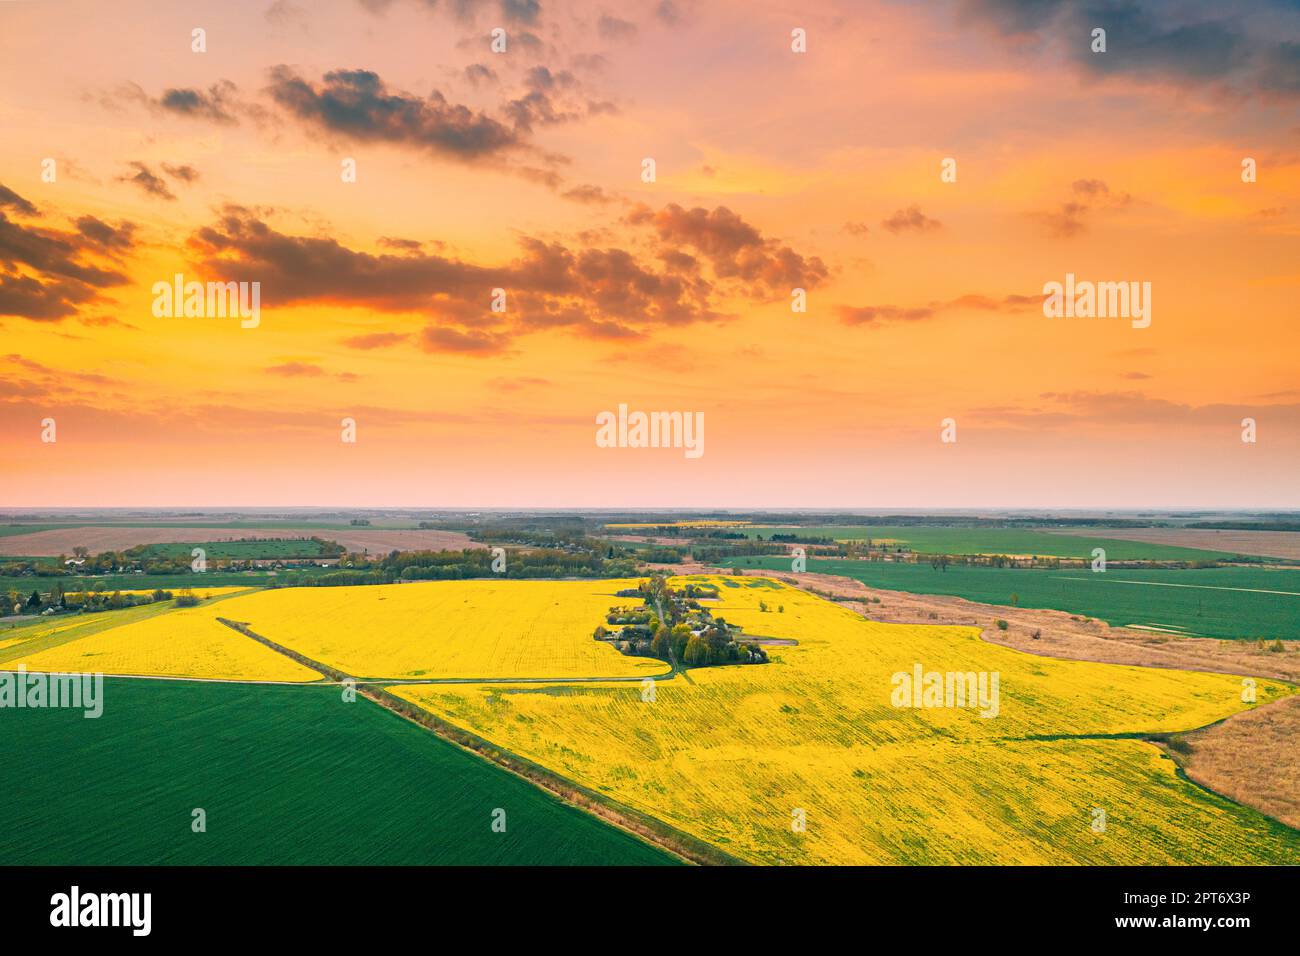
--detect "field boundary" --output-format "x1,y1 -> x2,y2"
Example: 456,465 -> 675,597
216,617 -> 742,866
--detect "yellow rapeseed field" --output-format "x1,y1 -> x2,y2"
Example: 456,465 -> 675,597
1,598 -> 318,682
392,575 -> 1300,865
208,579 -> 672,680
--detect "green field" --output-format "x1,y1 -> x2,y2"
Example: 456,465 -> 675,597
0,570 -> 334,594
738,526 -> 1238,561
131,539 -> 332,560
735,556 -> 1300,640
0,679 -> 676,865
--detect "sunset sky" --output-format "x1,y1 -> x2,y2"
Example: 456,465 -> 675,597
2,0 -> 1298,508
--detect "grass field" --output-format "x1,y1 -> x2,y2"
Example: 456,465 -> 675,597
0,593 -> 318,681
392,575 -> 1300,865
734,557 -> 1300,640
0,679 -> 675,865
205,579 -> 671,680
738,526 -> 1238,561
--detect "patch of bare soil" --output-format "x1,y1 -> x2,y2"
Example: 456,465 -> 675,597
1171,696 -> 1300,830
1051,526 -> 1300,561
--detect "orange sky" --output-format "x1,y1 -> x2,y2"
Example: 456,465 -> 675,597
2,0 -> 1298,508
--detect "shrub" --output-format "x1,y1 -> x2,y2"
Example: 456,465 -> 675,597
995,619 -> 1009,631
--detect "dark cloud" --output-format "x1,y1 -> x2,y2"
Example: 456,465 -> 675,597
158,81 -> 240,124
961,0 -> 1300,99
640,203 -> 828,293
75,216 -> 137,252
504,67 -> 585,130
266,66 -> 522,159
0,207 -> 129,289
881,205 -> 943,235
161,163 -> 201,183
0,187 -> 134,321
500,0 -> 540,24
0,184 -> 38,217
118,162 -> 176,201
186,201 -> 825,349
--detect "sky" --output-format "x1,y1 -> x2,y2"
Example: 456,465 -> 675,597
1,0 -> 1298,508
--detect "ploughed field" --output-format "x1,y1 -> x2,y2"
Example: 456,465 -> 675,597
733,526 -> 1240,561
735,557 -> 1300,641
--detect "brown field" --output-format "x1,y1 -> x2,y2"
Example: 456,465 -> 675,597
1175,696 -> 1300,830
0,526 -> 474,556
1048,526 -> 1300,560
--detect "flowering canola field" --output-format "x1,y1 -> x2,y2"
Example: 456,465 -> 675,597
391,575 -> 1300,865
1,601 -> 317,682
208,579 -> 671,680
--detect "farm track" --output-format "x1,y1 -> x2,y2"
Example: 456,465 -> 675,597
211,617 -> 738,866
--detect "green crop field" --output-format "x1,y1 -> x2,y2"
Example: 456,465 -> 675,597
0,679 -> 676,865
734,556 -> 1300,640
0,570 -> 333,594
131,539 -> 332,560
737,526 -> 1239,561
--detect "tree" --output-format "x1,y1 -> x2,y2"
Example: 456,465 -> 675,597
26,589 -> 41,609
651,625 -> 672,660
683,635 -> 711,666
72,546 -> 90,560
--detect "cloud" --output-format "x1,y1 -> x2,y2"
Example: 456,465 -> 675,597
420,325 -> 511,355
639,203 -> 828,293
836,292 -> 1037,328
0,184 -> 38,217
157,82 -> 241,124
0,185 -> 137,322
1032,179 -> 1133,238
341,331 -> 411,349
562,183 -> 615,204
881,205 -> 943,235
961,0 -> 1300,100
118,162 -> 175,200
465,63 -> 498,86
500,0 -> 541,24
264,362 -> 326,377
597,14 -> 638,42
75,216 -> 137,252
186,201 -> 825,350
161,163 -> 200,183
503,67 -> 586,131
266,66 -> 523,160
